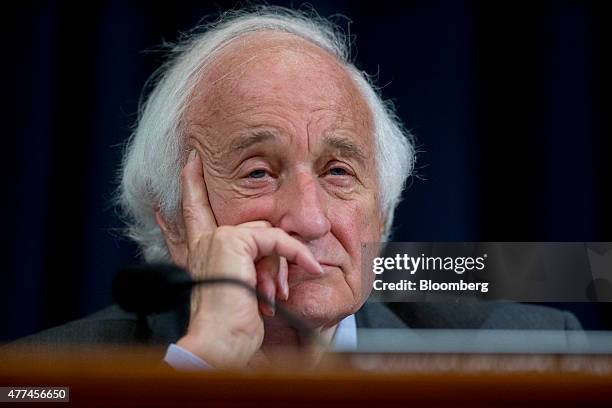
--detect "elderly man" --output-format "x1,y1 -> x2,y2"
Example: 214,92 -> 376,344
10,7 -> 581,367
120,8 -> 413,368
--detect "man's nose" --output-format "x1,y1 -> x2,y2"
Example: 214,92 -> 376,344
277,171 -> 331,242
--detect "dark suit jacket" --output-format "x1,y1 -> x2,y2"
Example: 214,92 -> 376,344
6,302 -> 581,355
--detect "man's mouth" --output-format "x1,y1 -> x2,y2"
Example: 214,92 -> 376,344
287,262 -> 338,288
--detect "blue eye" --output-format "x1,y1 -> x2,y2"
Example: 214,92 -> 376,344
329,167 -> 348,176
248,169 -> 267,179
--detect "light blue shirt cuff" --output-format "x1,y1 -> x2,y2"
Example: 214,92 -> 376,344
164,343 -> 212,371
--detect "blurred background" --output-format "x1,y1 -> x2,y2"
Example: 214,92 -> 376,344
2,0 -> 611,341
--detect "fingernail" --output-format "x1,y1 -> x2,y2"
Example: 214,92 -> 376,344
269,301 -> 276,317
262,303 -> 272,317
189,149 -> 197,161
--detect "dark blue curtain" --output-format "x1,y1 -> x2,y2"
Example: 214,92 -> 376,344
3,0 -> 611,341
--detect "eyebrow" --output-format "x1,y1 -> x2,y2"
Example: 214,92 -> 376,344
228,130 -> 277,153
322,135 -> 368,164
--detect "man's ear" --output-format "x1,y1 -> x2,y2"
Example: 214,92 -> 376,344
155,209 -> 188,268
379,211 -> 387,240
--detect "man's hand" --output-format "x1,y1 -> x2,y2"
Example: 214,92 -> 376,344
175,149 -> 323,368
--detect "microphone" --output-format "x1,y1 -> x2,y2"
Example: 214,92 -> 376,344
112,263 -> 314,338
112,263 -> 193,315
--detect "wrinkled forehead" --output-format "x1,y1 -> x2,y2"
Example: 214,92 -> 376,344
183,31 -> 374,143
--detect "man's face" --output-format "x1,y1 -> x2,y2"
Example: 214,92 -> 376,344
184,32 -> 384,327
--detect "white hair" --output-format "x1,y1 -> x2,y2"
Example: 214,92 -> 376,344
119,6 -> 415,262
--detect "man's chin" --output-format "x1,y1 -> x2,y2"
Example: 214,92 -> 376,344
280,281 -> 353,328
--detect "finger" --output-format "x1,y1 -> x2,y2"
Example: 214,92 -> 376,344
247,228 -> 323,277
256,255 -> 287,304
181,149 -> 217,249
259,275 -> 276,317
255,255 -> 279,316
276,256 -> 289,301
239,220 -> 272,229
256,258 -> 277,317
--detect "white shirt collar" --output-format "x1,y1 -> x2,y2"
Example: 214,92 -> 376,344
332,314 -> 357,351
